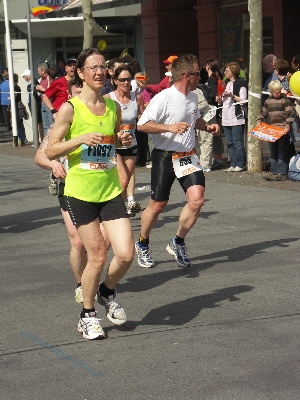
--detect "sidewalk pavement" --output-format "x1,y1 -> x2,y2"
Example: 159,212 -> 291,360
0,126 -> 300,399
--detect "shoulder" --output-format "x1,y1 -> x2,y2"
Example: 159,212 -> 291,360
104,97 -> 119,112
59,100 -> 76,118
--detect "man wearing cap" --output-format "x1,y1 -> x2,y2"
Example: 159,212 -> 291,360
41,57 -> 76,119
21,69 -> 44,142
137,55 -> 178,96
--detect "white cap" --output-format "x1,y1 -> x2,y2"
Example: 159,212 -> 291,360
21,69 -> 31,77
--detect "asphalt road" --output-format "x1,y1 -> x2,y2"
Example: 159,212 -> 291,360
0,136 -> 300,399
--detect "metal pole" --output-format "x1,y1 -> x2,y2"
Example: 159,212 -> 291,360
27,0 -> 39,148
3,0 -> 18,145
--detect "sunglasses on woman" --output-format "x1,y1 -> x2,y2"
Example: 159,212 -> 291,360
118,77 -> 131,82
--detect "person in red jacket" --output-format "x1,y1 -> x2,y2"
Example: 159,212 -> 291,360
137,55 -> 178,96
41,58 -> 76,118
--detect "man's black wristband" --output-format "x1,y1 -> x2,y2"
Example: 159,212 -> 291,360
51,109 -> 57,115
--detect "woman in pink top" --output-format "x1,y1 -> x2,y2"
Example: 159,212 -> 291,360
217,62 -> 247,172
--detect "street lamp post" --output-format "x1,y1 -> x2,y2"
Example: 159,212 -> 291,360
3,0 -> 18,146
27,0 -> 39,148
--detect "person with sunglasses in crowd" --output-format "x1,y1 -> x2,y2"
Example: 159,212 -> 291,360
135,54 -> 219,269
104,65 -> 145,217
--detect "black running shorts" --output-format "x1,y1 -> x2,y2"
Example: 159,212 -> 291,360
58,182 -> 67,211
65,194 -> 128,226
150,148 -> 205,201
116,145 -> 138,157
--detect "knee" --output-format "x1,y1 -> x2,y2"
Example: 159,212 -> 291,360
150,200 -> 168,216
70,237 -> 86,258
90,252 -> 107,272
116,245 -> 134,266
188,196 -> 204,212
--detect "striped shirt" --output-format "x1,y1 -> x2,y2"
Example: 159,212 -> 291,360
257,94 -> 294,130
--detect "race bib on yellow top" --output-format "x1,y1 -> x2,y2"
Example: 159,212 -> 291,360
172,149 -> 203,178
80,135 -> 116,171
117,123 -> 136,148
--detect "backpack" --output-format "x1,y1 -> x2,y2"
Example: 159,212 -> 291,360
288,153 -> 300,182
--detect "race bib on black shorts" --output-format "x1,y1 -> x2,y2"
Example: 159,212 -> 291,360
172,149 -> 203,178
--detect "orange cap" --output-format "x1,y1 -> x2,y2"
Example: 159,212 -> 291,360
162,55 -> 178,64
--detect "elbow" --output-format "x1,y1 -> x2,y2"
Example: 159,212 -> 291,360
34,153 -> 41,166
137,124 -> 143,132
46,149 -> 54,160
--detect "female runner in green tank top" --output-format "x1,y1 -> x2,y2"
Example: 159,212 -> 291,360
47,48 -> 134,340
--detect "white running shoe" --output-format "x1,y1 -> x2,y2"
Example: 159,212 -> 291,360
97,287 -> 127,325
49,173 -> 58,195
78,311 -> 105,340
234,166 -> 244,172
224,166 -> 235,172
166,238 -> 191,267
127,201 -> 141,218
135,241 -> 155,268
75,286 -> 83,303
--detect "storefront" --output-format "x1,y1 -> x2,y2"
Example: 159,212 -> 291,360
0,0 -> 144,73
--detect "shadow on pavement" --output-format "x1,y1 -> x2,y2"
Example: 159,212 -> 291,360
119,237 -> 298,293
106,285 -> 254,334
0,206 -> 62,234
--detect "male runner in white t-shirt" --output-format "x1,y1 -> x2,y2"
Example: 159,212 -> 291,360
135,54 -> 220,268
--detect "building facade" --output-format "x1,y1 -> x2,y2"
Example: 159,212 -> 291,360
0,0 -> 298,84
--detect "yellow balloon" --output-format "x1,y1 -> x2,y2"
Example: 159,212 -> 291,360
290,71 -> 300,96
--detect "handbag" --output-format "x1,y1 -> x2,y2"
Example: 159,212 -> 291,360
18,101 -> 29,120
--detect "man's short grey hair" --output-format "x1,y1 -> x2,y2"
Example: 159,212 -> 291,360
171,54 -> 198,82
263,54 -> 277,63
38,62 -> 49,72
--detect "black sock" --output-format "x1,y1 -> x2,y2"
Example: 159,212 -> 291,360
99,282 -> 115,299
77,282 -> 81,288
139,236 -> 149,247
81,307 -> 95,317
175,235 -> 184,244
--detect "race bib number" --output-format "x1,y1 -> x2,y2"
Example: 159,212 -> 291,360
80,135 -> 116,171
172,149 -> 203,178
116,123 -> 136,149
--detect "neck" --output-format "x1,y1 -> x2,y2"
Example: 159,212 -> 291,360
174,80 -> 189,95
80,85 -> 103,104
116,88 -> 130,99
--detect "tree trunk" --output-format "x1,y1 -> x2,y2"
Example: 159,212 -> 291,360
82,0 -> 93,49
247,0 -> 263,172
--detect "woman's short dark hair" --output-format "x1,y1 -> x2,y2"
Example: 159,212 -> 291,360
113,65 -> 132,80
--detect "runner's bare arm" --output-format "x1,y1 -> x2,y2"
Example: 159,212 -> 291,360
137,120 -> 190,134
114,102 -> 132,146
136,93 -> 145,117
47,102 -> 105,160
35,125 -> 66,178
195,118 -> 220,136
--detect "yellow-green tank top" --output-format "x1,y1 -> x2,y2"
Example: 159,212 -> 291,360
64,96 -> 121,203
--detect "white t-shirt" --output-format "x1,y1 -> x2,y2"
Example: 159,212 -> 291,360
137,85 -> 200,152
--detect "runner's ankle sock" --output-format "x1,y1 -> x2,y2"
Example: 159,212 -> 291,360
99,282 -> 115,299
175,235 -> 184,244
81,308 -> 95,317
139,236 -> 149,247
127,195 -> 134,204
